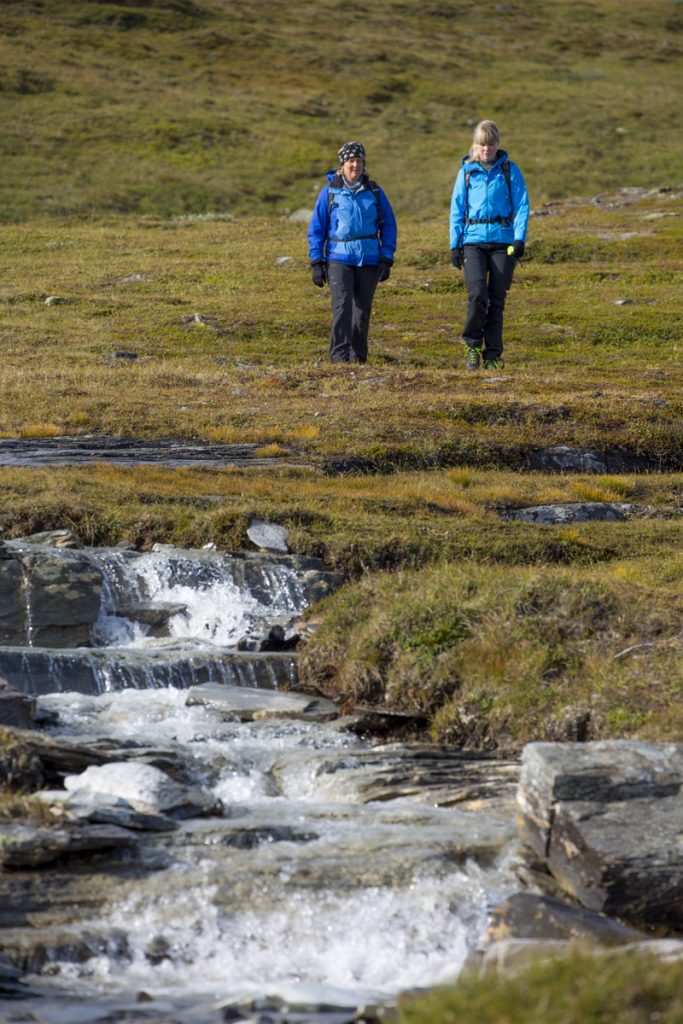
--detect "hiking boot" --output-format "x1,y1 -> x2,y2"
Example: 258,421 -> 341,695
483,357 -> 505,370
463,345 -> 481,370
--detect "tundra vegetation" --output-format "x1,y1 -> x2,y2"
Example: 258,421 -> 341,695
1,0 -> 683,1015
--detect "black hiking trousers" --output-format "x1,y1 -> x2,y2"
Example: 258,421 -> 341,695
462,243 -> 515,359
327,261 -> 379,363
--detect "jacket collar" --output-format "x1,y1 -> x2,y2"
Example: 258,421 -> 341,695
328,171 -> 370,190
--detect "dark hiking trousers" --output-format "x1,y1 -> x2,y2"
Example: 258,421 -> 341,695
462,244 -> 515,359
327,261 -> 379,363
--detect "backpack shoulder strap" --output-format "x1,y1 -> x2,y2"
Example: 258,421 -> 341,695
501,159 -> 513,215
367,179 -> 383,228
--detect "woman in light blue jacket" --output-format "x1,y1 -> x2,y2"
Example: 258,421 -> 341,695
450,121 -> 529,370
308,141 -> 397,363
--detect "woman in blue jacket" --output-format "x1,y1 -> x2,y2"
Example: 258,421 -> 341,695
450,121 -> 529,370
308,141 -> 397,363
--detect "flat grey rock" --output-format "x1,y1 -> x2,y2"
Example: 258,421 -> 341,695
247,518 -> 289,553
486,892 -> 641,945
0,822 -> 138,868
35,788 -> 178,832
503,502 -> 638,524
186,682 -> 338,722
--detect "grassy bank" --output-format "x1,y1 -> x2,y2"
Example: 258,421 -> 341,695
301,554 -> 683,748
1,462 -> 681,749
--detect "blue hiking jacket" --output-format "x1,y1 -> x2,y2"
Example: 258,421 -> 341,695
308,171 -> 397,267
449,150 -> 529,249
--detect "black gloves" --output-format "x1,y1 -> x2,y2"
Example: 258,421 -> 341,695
513,240 -> 525,260
451,248 -> 463,270
311,261 -> 326,287
377,260 -> 392,283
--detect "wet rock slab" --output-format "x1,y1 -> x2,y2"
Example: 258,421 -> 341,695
0,679 -> 35,728
485,892 -> 642,946
517,741 -> 683,927
185,682 -> 339,722
0,822 -> 139,868
272,744 -> 520,807
0,546 -> 103,648
0,435 -> 302,469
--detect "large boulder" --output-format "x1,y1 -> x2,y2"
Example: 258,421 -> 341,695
517,741 -> 683,928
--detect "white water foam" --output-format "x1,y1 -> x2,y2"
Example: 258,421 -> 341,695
37,862 -> 498,1007
93,552 -> 269,648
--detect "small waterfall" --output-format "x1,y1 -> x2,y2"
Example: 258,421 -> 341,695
88,549 -> 310,650
0,544 -> 336,696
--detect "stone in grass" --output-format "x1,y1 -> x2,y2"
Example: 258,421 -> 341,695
247,517 -> 289,553
503,502 -> 638,524
288,209 -> 314,222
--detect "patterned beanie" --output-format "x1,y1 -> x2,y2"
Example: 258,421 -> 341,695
338,141 -> 366,165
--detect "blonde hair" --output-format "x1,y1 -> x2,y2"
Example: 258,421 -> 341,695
473,120 -> 500,146
470,120 -> 501,159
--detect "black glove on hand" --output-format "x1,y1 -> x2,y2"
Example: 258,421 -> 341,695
513,240 -> 525,260
451,248 -> 463,270
311,261 -> 326,287
377,260 -> 391,283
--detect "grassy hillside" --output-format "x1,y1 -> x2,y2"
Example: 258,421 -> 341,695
1,0 -> 682,220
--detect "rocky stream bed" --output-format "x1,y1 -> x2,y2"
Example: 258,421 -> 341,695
0,531 -> 682,1023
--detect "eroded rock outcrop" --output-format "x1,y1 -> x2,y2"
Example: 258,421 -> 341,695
0,544 -> 103,648
517,741 -> 683,928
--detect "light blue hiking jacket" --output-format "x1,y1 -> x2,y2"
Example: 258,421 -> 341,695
450,150 -> 529,249
308,171 -> 397,266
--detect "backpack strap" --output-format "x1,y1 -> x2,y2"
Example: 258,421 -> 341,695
463,159 -> 515,230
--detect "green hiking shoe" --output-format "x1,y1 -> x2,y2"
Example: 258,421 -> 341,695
463,345 -> 481,370
483,357 -> 505,370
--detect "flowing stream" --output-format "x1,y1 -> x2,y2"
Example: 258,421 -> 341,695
0,545 -> 521,1024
